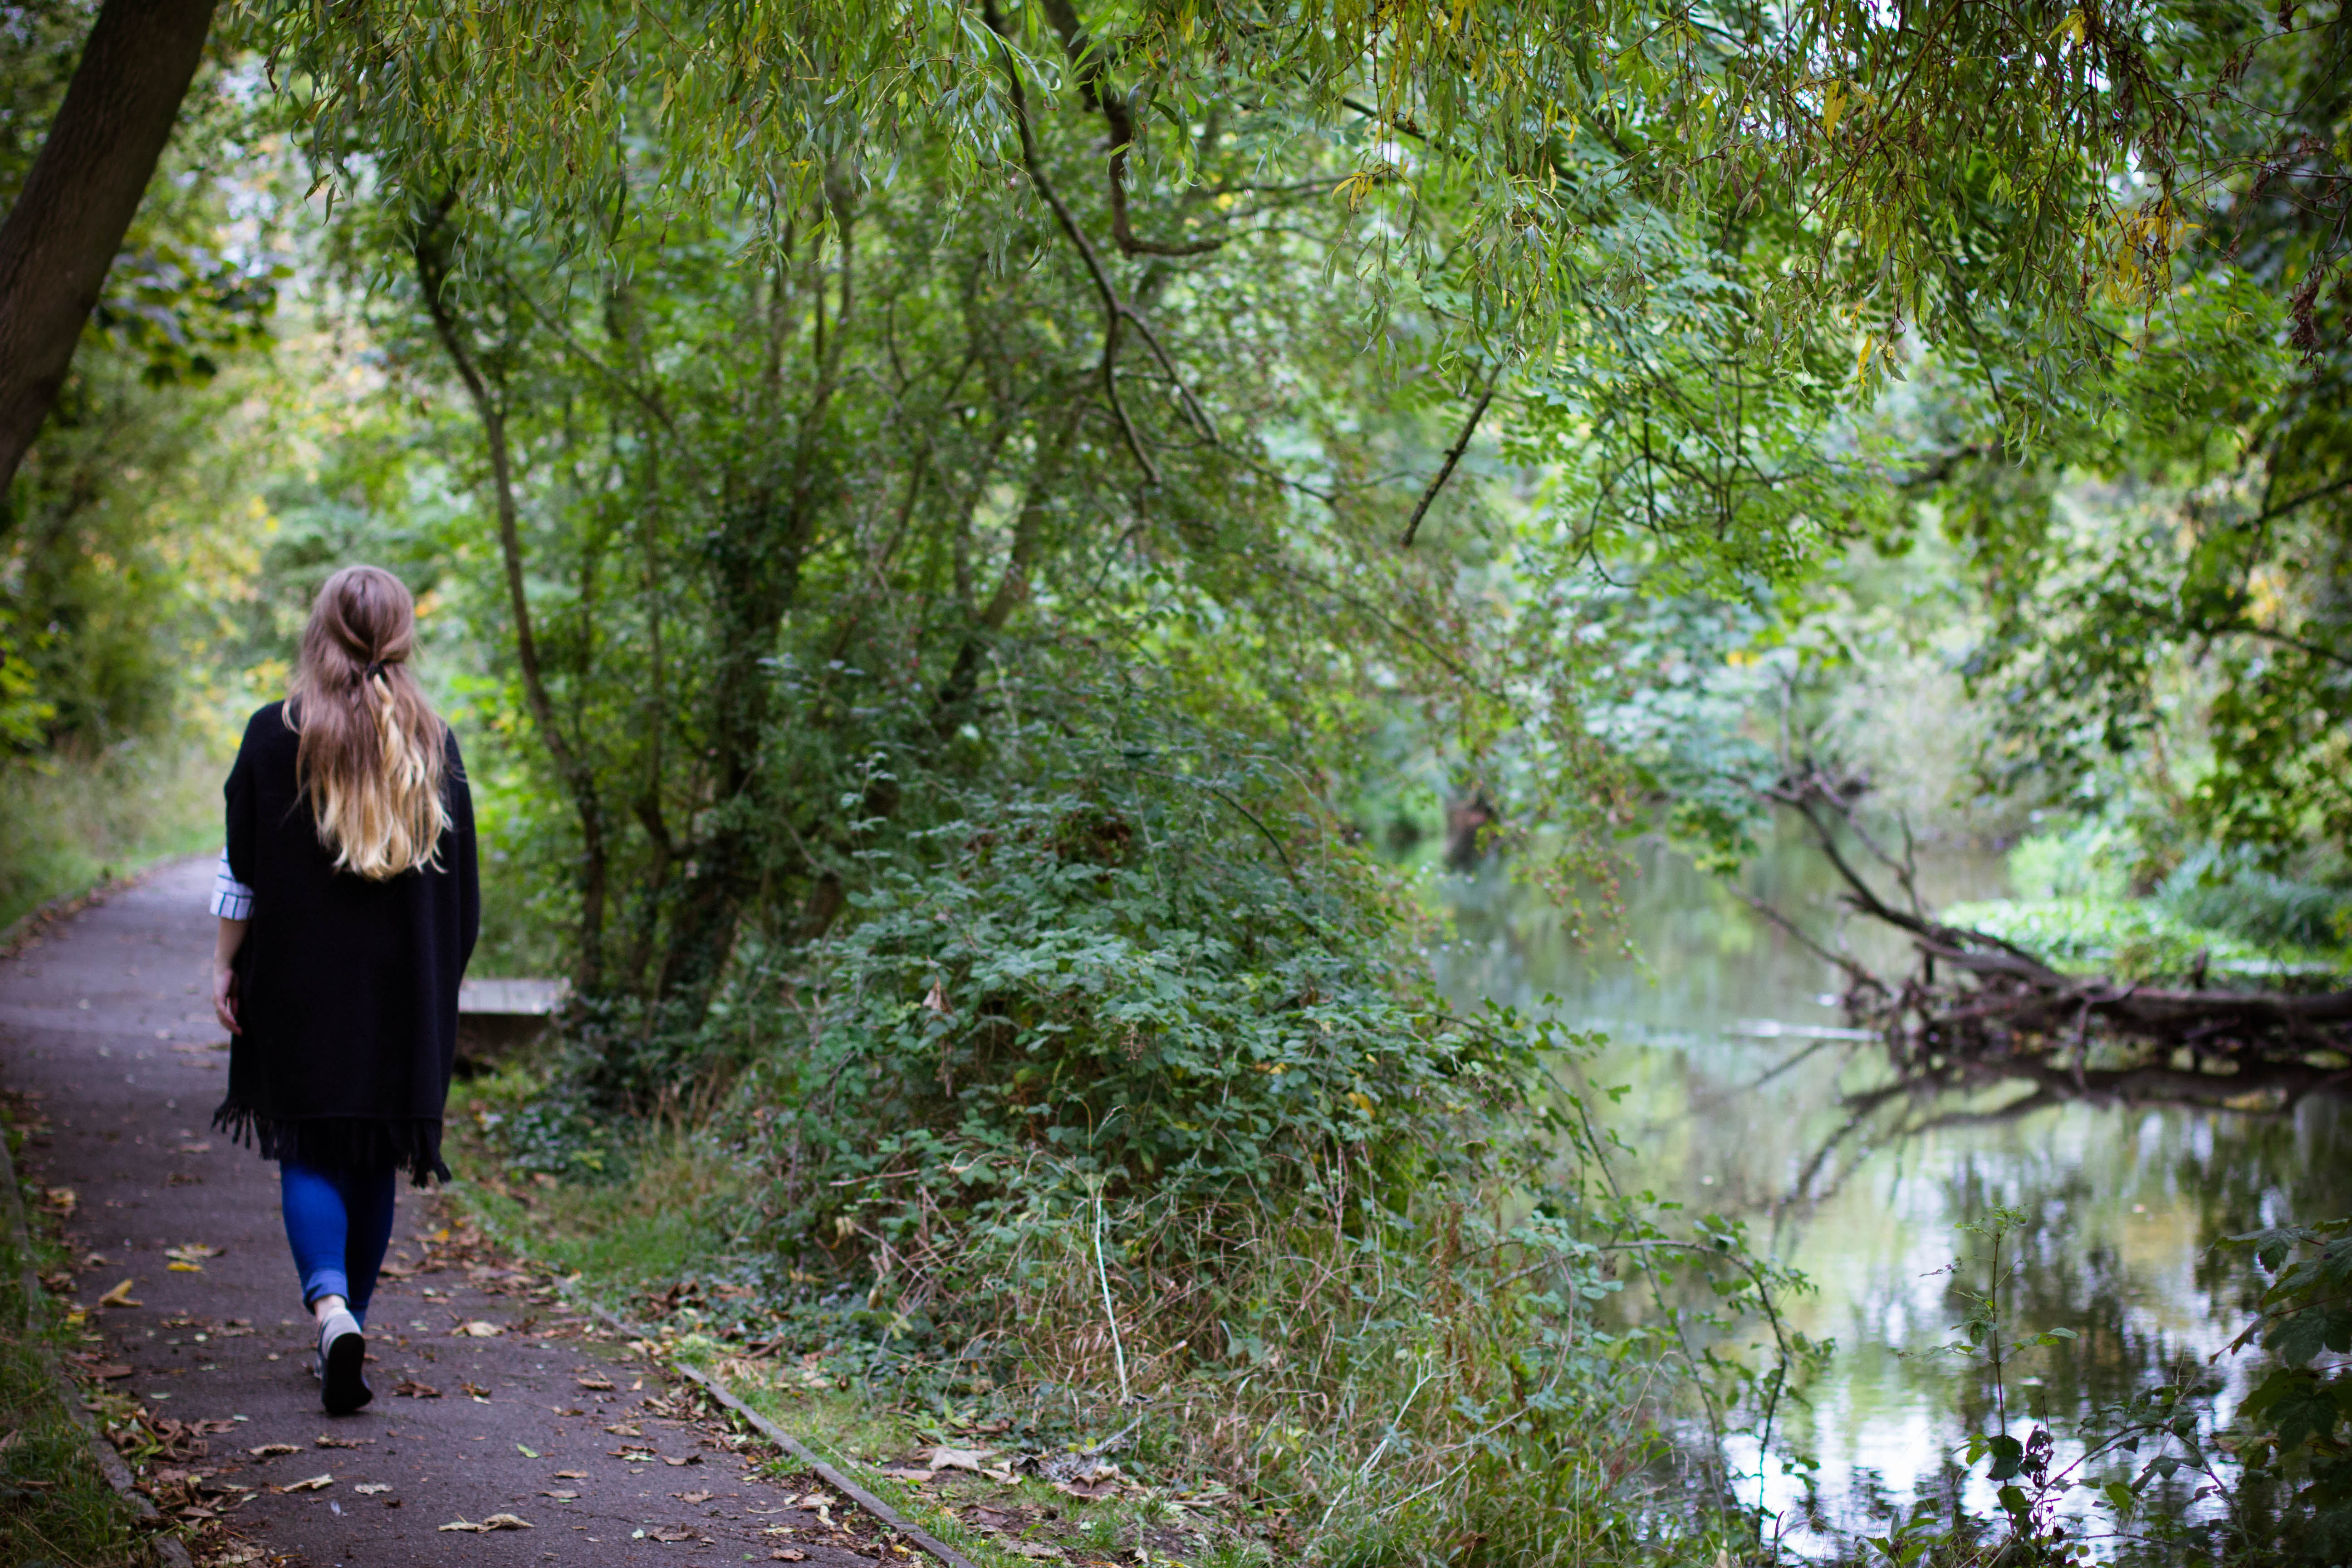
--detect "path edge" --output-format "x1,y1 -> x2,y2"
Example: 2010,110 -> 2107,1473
0,853 -> 185,963
581,1296 -> 984,1568
0,1102 -> 196,1568
457,1202 -> 982,1568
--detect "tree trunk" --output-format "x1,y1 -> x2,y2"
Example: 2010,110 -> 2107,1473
0,0 -> 217,500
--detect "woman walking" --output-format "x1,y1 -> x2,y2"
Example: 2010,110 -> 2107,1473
208,565 -> 479,1416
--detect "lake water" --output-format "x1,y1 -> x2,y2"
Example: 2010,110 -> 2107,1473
1437,833 -> 2352,1557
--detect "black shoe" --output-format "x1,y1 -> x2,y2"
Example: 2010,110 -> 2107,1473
318,1308 -> 372,1415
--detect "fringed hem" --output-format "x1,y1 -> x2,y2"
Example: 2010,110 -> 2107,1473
212,1103 -> 450,1186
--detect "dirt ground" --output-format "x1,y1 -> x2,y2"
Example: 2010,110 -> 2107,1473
0,857 -> 910,1567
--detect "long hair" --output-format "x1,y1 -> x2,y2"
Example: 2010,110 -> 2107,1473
286,565 -> 451,880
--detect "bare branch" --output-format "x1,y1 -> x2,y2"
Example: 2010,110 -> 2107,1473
1401,370 -> 1500,548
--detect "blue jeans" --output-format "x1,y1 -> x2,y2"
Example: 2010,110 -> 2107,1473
279,1160 -> 397,1326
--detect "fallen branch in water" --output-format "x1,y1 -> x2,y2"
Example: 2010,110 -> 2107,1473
1763,768 -> 2352,1117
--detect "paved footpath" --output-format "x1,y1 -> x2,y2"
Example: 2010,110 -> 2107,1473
0,858 -> 888,1568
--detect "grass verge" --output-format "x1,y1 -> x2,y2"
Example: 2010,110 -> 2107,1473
0,1091 -> 162,1568
0,735 -> 227,937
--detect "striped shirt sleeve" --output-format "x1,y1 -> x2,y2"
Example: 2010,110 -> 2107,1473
209,848 -> 254,920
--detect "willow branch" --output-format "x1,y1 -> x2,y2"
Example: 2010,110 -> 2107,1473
1401,370 -> 1500,547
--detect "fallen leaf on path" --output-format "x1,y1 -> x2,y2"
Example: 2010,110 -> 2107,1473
164,1244 -> 219,1264
574,1375 -> 616,1391
97,1279 -> 140,1308
611,1449 -> 659,1463
642,1525 -> 696,1542
460,1382 -> 491,1399
794,1494 -> 836,1509
552,1470 -> 587,1480
911,1445 -> 998,1472
456,1320 -> 503,1338
769,1552 -> 808,1563
391,1379 -> 440,1398
354,1484 -> 393,1496
603,1423 -> 642,1436
674,1489 -> 714,1504
85,1363 -> 133,1380
246,1444 -> 299,1459
279,1474 -> 334,1492
40,1187 -> 76,1217
541,1490 -> 579,1500
661,1453 -> 701,1466
315,1435 -> 369,1449
516,1443 -> 539,1458
174,1142 -> 211,1153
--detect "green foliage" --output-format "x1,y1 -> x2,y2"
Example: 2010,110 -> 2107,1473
476,701 -> 1815,1564
1,12 -> 287,755
0,732 -> 229,936
2229,1219 -> 2352,1554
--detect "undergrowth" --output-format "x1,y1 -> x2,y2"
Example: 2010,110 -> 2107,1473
0,731 -> 226,935
461,715 -> 1821,1566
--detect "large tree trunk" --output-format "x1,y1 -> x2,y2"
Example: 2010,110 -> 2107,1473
0,0 -> 217,500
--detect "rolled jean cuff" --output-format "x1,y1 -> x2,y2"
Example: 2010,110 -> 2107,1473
301,1270 -> 353,1313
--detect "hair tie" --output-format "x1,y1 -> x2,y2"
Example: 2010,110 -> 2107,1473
363,660 -> 389,683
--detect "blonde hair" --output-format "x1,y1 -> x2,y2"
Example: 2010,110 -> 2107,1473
286,565 -> 451,880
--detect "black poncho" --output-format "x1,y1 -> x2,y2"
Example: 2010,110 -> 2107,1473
211,701 -> 480,1184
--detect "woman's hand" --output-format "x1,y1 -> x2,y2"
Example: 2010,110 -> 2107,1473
212,964 -> 241,1035
212,915 -> 248,1036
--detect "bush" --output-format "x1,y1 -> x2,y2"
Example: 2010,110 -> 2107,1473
590,711 -> 1821,1565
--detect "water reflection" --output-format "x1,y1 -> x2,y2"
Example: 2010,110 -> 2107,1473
1435,831 -> 2352,1556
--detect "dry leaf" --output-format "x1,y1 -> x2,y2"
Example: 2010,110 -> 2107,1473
603,1423 -> 642,1436
280,1474 -> 334,1493
97,1279 -> 140,1308
541,1490 -> 579,1500
456,1320 -> 503,1338
246,1443 -> 299,1459
881,1467 -> 935,1484
553,1470 -> 587,1480
86,1362 -> 133,1380
1005,1547 -> 1062,1562
661,1453 -> 701,1467
175,1142 -> 211,1153
643,1525 -> 696,1542
674,1489 -> 715,1504
769,1552 -> 808,1563
164,1244 -> 219,1264
460,1382 -> 492,1399
440,1513 -> 533,1532
354,1484 -> 393,1496
392,1379 -> 440,1398
315,1435 -> 367,1449
911,1445 -> 998,1472
612,1448 -> 659,1463
575,1375 -> 616,1391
